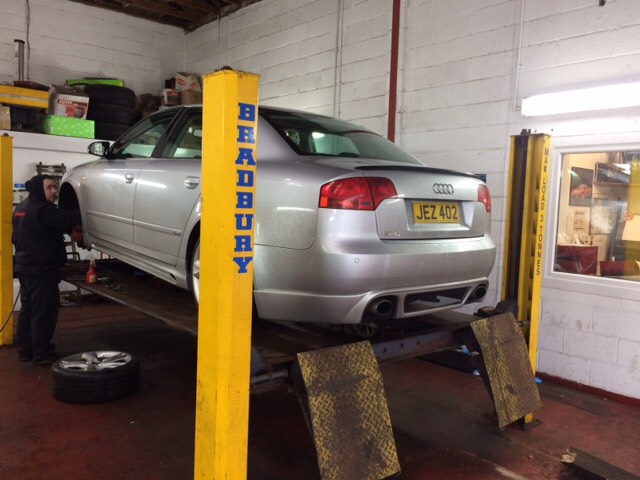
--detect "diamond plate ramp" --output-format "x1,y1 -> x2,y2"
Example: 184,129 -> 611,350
470,313 -> 543,429
296,342 -> 400,480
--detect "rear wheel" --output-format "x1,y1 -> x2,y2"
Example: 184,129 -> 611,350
351,321 -> 384,340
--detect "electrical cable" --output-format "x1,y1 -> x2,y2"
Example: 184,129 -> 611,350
0,287 -> 20,334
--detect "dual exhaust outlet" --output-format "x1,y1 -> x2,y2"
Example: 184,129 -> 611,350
364,283 -> 489,320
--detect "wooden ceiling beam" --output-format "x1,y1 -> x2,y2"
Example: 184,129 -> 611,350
66,0 -> 263,30
168,0 -> 219,14
122,0 -> 201,21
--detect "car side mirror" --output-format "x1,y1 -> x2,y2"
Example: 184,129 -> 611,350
88,141 -> 111,157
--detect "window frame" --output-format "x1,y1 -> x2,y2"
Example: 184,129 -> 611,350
544,133 -> 640,301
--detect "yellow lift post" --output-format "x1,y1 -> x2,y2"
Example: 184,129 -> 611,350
502,132 -> 551,423
0,134 -> 14,346
194,70 -> 260,479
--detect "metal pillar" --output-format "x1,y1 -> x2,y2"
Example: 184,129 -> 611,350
0,134 -> 13,345
194,70 -> 260,479
502,132 -> 551,423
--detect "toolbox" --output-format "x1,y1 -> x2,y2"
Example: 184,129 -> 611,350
0,85 -> 50,109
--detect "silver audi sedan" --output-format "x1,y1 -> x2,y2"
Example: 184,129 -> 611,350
60,105 -> 496,335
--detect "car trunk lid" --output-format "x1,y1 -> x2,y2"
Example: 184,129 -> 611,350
314,158 -> 489,240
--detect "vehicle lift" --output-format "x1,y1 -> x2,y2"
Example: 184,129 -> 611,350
0,74 -> 546,479
59,258 -> 542,480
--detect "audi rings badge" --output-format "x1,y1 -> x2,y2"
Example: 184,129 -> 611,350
433,183 -> 454,194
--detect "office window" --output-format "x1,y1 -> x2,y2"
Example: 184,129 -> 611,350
555,151 -> 640,280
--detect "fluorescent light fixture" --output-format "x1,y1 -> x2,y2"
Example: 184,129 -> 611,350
521,82 -> 640,117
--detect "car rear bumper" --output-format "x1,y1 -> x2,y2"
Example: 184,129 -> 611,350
254,277 -> 490,324
253,234 -> 496,324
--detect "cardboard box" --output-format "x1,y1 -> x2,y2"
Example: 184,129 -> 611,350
49,86 -> 89,119
180,89 -> 202,105
0,85 -> 49,109
0,106 -> 10,130
161,88 -> 180,106
40,115 -> 94,139
174,72 -> 201,92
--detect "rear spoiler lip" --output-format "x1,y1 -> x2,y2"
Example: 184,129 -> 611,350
355,165 -> 482,181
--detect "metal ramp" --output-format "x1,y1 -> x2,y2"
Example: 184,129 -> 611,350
294,342 -> 400,480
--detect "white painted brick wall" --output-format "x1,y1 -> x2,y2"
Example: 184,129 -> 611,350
540,288 -> 640,398
0,0 -> 184,94
187,0 -> 392,126
618,339 -> 640,370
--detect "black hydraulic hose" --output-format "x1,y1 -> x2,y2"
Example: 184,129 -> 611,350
0,287 -> 20,333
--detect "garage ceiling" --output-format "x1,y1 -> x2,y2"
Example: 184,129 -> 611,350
67,0 -> 262,32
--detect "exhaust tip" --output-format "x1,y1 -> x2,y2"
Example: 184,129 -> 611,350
366,297 -> 395,318
471,284 -> 488,300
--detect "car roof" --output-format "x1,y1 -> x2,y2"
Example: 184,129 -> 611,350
180,103 -> 333,119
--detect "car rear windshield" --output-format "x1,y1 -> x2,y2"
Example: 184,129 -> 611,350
261,109 -> 422,164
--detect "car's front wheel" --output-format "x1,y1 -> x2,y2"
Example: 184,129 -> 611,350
190,238 -> 201,304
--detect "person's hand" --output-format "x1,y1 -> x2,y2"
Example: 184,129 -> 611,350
71,225 -> 83,242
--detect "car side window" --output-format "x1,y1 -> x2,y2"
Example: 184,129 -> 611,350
110,110 -> 179,158
161,112 -> 203,159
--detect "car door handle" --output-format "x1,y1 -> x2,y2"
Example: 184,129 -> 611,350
124,173 -> 136,184
184,177 -> 200,189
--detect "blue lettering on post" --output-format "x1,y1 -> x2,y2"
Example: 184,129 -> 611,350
235,213 -> 254,230
236,192 -> 253,209
237,126 -> 255,144
236,148 -> 256,166
234,235 -> 252,252
233,100 -> 257,275
233,257 -> 252,273
238,103 -> 256,121
237,169 -> 254,187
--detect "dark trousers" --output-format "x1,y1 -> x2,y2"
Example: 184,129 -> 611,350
17,270 -> 60,360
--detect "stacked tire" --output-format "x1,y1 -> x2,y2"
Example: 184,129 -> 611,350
86,85 -> 136,140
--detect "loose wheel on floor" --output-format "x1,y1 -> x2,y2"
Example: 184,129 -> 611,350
51,351 -> 139,404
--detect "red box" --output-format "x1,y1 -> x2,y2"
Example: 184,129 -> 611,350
161,88 -> 179,106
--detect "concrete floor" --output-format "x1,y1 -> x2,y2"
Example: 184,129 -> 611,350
1,298 -> 639,480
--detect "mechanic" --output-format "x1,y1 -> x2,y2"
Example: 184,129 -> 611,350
12,174 -> 82,366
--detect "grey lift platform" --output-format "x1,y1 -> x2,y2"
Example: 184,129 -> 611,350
62,259 -> 541,480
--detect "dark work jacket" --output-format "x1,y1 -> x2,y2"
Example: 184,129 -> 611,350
12,195 -> 81,275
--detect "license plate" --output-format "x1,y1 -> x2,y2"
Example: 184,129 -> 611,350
412,202 -> 461,224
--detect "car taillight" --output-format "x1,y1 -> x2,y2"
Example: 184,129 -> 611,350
478,184 -> 491,213
319,177 -> 397,210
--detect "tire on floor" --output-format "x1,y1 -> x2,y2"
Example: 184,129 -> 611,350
50,351 -> 140,404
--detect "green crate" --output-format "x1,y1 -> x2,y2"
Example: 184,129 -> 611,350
40,115 -> 95,139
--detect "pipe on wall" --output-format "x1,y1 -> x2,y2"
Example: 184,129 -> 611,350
333,0 -> 345,118
387,0 -> 401,142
